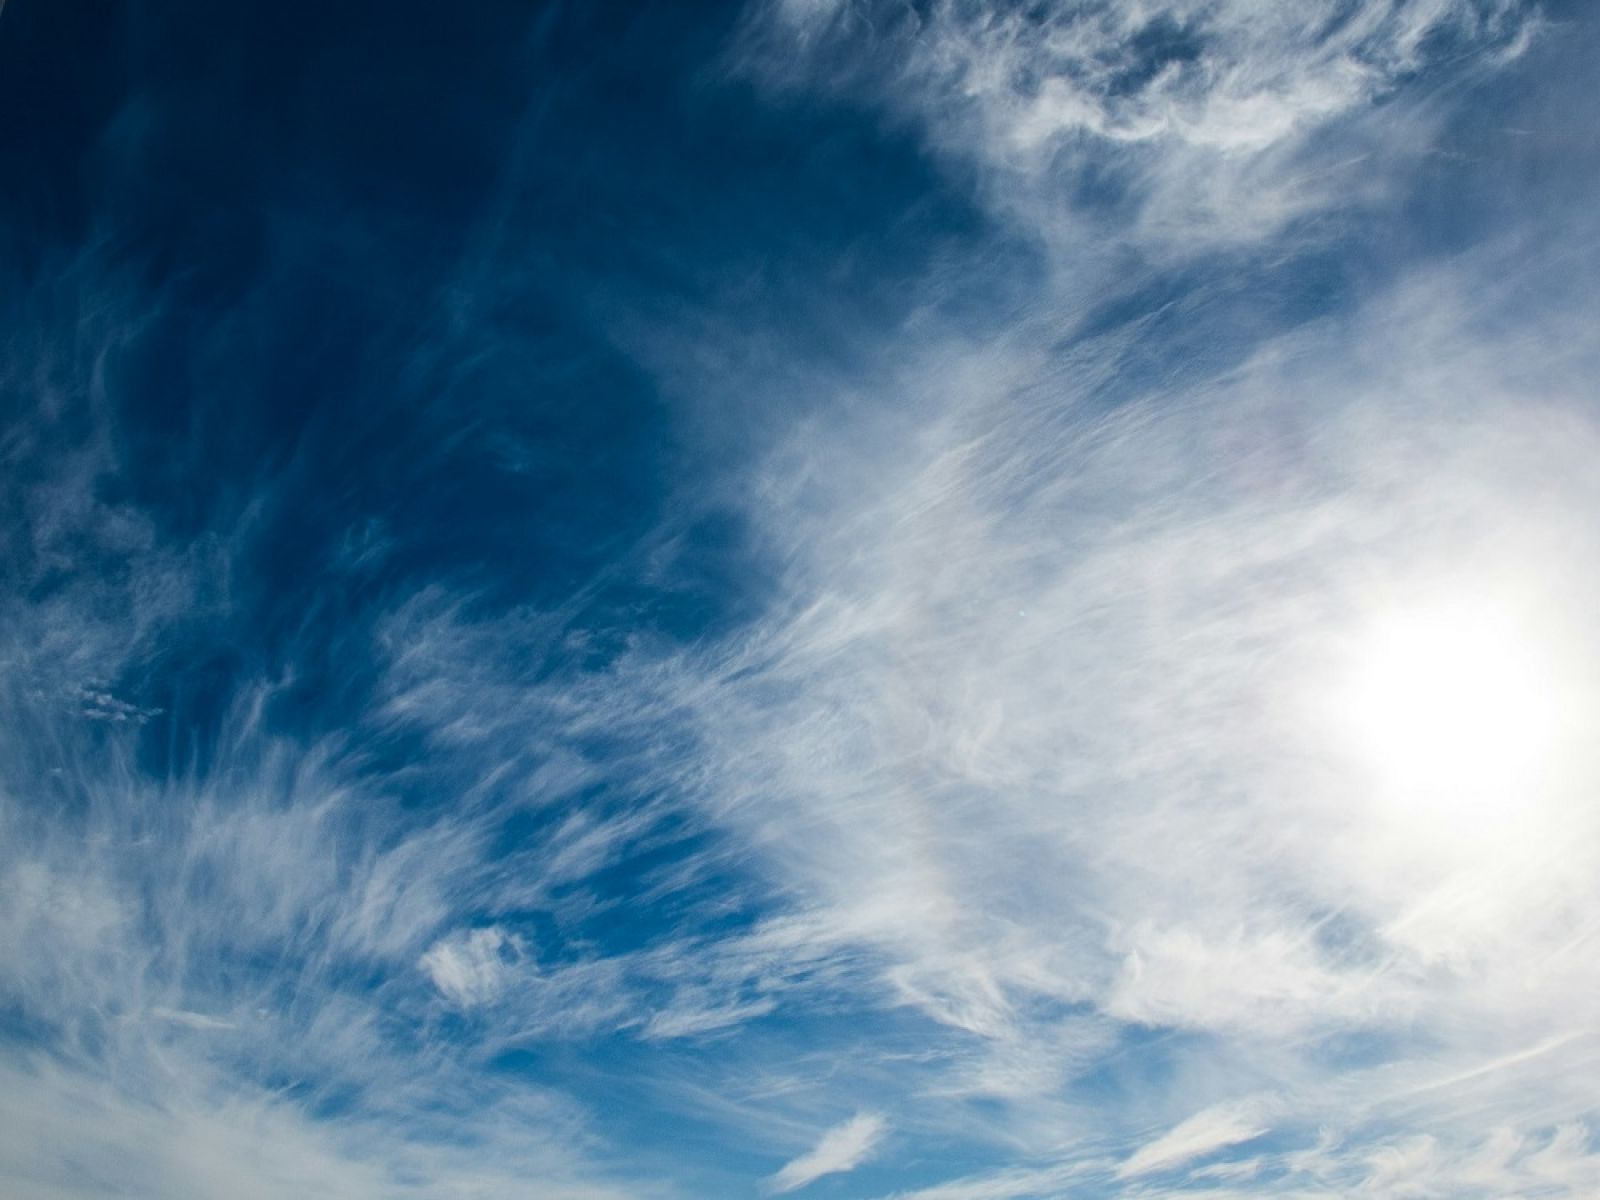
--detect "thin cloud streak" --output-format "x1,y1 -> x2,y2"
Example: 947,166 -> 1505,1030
771,1112 -> 890,1193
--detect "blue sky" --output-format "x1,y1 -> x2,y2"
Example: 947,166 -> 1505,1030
3,0 -> 1600,1196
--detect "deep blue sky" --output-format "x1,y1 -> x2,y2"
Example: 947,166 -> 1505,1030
4,2 -> 1600,1197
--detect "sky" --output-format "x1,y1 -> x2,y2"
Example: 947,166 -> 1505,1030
2,1 -> 1599,1197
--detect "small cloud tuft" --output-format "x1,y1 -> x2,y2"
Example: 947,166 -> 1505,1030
770,1112 -> 888,1193
418,926 -> 524,1008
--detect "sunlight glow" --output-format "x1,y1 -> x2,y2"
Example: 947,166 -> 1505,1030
1335,596 -> 1564,816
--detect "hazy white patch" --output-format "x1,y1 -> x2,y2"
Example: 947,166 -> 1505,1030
881,1158 -> 1107,1200
771,0 -> 844,36
1103,921 -> 1376,1035
0,1055 -> 646,1200
149,1007 -> 239,1032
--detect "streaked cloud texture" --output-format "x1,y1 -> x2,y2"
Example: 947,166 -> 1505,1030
2,0 -> 1597,1196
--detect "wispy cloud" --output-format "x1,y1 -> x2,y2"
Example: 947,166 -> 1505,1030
1117,1099 -> 1273,1179
738,0 -> 1534,257
5,1 -> 1600,1197
771,1112 -> 889,1193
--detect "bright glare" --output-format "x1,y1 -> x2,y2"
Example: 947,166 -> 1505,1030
1336,597 -> 1562,816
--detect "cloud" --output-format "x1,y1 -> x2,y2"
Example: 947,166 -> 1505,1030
6,3 -> 1600,1198
372,228 -> 1600,1199
0,287 -> 659,1194
579,13 -> 1600,1176
739,0 -> 1534,256
883,1160 -> 1106,1200
0,1054 -> 648,1200
771,1112 -> 889,1193
1117,1099 -> 1273,1178
419,926 -> 523,1007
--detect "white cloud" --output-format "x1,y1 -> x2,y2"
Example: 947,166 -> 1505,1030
1118,1099 -> 1274,1178
419,926 -> 522,1007
0,1055 -> 647,1200
328,203 -> 1600,1200
643,995 -> 778,1040
739,0 -> 1533,255
771,1112 -> 889,1193
1102,921 -> 1375,1036
581,126 -> 1600,1190
7,7 -> 1599,1199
